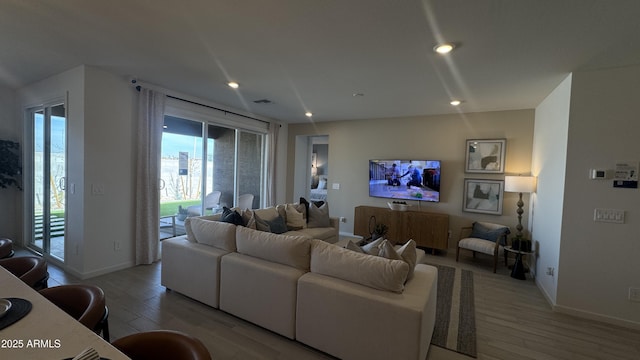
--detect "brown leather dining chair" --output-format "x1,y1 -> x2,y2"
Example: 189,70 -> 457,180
39,284 -> 110,341
0,255 -> 48,290
111,330 -> 212,360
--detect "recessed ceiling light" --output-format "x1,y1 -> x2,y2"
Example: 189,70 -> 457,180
450,100 -> 462,106
434,43 -> 455,54
305,112 -> 313,117
228,82 -> 239,89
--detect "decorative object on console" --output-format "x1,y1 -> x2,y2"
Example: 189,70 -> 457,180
367,215 -> 388,241
465,139 -> 506,173
462,179 -> 504,215
388,201 -> 411,211
504,175 -> 536,252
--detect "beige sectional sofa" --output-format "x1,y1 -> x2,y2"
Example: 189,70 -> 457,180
161,205 -> 438,360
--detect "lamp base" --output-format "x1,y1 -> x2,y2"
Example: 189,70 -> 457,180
511,238 -> 532,252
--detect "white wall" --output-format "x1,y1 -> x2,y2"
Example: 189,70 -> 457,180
18,65 -> 136,277
82,66 -> 136,275
0,84 -> 20,241
532,74 -> 572,304
556,65 -> 640,327
287,110 -> 535,243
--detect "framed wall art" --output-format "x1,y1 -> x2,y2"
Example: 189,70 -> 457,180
465,139 -> 506,173
462,178 -> 504,215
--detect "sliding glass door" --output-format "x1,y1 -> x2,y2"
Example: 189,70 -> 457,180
159,115 -> 265,240
30,103 -> 67,261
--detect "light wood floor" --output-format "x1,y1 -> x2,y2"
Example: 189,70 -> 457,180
29,247 -> 640,360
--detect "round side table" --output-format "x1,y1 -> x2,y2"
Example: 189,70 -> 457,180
504,246 -> 534,280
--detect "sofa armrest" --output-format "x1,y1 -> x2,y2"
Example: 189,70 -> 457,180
329,216 -> 339,229
296,264 -> 437,360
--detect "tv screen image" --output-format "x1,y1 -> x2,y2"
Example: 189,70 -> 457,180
369,160 -> 441,202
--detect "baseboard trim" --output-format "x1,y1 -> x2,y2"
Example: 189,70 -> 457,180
536,278 -> 640,331
553,304 -> 640,331
65,261 -> 135,280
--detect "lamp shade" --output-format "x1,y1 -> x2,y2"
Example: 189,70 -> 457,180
504,175 -> 536,193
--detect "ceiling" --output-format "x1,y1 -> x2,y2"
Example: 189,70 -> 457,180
2,0 -> 640,123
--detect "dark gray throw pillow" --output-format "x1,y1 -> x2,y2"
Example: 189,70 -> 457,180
266,215 -> 288,234
470,222 -> 509,244
220,207 -> 244,226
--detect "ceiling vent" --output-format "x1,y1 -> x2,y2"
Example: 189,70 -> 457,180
253,99 -> 272,104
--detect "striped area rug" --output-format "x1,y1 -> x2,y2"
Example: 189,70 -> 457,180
429,264 -> 477,358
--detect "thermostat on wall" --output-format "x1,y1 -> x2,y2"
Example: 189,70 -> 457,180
590,169 -> 609,179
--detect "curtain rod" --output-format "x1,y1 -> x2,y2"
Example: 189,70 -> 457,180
131,79 -> 272,125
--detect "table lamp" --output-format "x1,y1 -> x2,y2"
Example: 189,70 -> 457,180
504,175 -> 536,251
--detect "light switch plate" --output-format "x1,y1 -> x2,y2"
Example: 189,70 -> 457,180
593,208 -> 625,223
332,183 -> 340,190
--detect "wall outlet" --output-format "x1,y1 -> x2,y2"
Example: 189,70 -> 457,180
339,217 -> 347,223
629,287 -> 640,302
92,183 -> 105,196
546,267 -> 555,276
114,241 -> 121,251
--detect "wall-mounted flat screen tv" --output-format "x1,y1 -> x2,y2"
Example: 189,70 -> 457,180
369,159 -> 441,202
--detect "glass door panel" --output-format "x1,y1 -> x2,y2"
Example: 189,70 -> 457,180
31,104 -> 66,261
159,116 -> 203,239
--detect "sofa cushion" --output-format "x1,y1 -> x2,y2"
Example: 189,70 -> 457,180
285,227 -> 330,240
188,217 -> 237,252
184,214 -> 222,243
236,226 -> 311,270
307,201 -> 330,228
310,239 -> 409,293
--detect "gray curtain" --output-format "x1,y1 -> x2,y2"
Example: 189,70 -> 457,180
265,122 -> 279,206
135,88 -> 166,265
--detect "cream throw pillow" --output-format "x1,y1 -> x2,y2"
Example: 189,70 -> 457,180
345,240 -> 364,253
310,240 -> 409,293
361,237 -> 385,255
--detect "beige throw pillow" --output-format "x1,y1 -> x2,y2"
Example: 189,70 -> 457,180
285,203 -> 306,230
379,239 -> 417,280
307,201 -> 330,228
